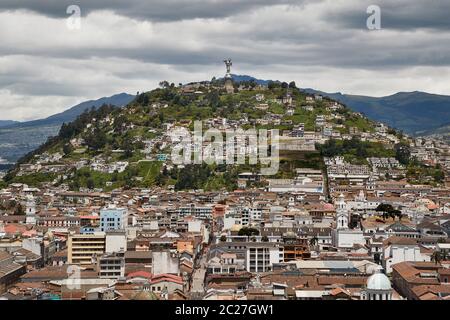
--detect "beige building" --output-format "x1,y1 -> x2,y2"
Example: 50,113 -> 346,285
68,232 -> 106,265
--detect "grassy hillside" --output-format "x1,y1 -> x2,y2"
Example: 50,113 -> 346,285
3,82 -> 395,190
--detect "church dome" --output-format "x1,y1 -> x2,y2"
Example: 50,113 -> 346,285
367,270 -> 391,291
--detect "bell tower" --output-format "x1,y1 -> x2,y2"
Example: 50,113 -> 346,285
336,194 -> 349,230
25,195 -> 37,225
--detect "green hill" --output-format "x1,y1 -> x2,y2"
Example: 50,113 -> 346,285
3,81 -> 399,191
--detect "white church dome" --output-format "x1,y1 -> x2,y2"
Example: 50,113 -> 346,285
367,271 -> 391,291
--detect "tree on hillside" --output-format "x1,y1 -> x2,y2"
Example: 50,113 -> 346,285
85,127 -> 107,150
86,178 -> 95,190
175,164 -> 212,190
395,143 -> 411,165
63,144 -> 73,155
433,169 -> 445,183
159,81 -> 170,89
268,81 -> 280,90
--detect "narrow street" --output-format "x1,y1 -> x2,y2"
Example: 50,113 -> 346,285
191,251 -> 207,295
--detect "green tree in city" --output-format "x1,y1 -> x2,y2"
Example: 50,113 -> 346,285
238,227 -> 260,236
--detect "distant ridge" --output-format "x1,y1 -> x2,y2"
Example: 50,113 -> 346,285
302,89 -> 450,135
6,93 -> 135,129
214,74 -> 280,86
230,74 -> 279,86
0,120 -> 19,128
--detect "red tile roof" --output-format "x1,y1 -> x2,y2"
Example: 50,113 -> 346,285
150,273 -> 183,285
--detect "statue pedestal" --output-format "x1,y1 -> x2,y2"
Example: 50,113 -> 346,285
224,79 -> 234,94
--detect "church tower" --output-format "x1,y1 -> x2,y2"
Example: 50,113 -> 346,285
25,195 -> 37,225
336,194 -> 349,230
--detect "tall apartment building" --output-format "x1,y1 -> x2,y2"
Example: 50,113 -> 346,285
246,243 -> 283,273
68,232 -> 106,265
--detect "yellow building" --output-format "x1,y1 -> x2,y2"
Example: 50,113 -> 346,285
68,232 -> 106,265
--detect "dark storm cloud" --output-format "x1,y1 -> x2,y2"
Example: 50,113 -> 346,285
0,0 -> 307,22
326,0 -> 450,31
1,23 -> 449,71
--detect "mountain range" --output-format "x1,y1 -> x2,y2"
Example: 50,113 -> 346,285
302,89 -> 450,136
0,120 -> 19,128
225,74 -> 277,86
4,93 -> 135,129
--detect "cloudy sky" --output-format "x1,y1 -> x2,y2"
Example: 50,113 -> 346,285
1,0 -> 450,121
